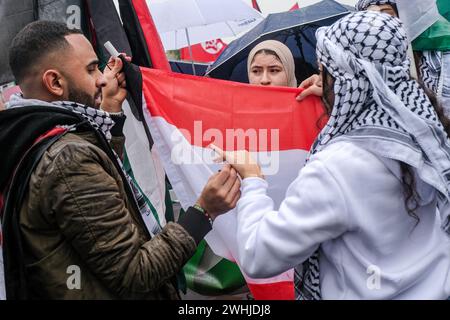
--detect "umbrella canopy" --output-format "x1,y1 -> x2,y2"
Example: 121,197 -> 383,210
169,59 -> 210,76
146,0 -> 263,51
206,0 -> 353,85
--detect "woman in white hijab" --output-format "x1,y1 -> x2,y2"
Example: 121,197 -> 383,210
247,40 -> 297,88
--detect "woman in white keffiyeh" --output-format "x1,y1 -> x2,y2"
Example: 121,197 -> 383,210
215,11 -> 450,299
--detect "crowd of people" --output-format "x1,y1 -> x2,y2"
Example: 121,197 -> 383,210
1,0 -> 450,300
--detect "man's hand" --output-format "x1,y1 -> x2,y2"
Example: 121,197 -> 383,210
296,74 -> 323,101
196,164 -> 241,221
100,55 -> 131,113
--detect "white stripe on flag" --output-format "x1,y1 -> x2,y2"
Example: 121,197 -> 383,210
123,100 -> 168,227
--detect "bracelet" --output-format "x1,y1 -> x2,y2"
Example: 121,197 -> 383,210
100,107 -> 125,117
108,111 -> 125,117
193,204 -> 213,223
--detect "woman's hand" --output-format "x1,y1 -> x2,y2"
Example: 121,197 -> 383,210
296,74 -> 323,101
196,164 -> 241,220
210,144 -> 264,180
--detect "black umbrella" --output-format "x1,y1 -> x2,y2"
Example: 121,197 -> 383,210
206,0 -> 354,85
169,60 -> 210,76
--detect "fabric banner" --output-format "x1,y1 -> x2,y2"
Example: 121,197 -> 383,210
251,0 -> 262,13
396,0 -> 441,42
99,0 -> 249,296
409,0 -> 450,51
180,39 -> 227,63
139,67 -> 325,299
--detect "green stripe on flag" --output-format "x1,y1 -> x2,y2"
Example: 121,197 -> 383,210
438,0 -> 450,22
181,206 -> 246,296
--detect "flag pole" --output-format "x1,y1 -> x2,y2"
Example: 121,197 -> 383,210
185,28 -> 196,76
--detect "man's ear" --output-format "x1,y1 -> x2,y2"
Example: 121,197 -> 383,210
42,69 -> 66,98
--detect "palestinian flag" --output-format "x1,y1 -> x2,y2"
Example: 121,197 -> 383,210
0,0 -> 326,299
85,0 -> 249,297
92,0 -> 326,300
138,67 -> 324,300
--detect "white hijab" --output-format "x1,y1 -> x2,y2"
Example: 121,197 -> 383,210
247,40 -> 297,87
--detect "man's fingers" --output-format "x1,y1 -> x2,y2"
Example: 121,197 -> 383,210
119,53 -> 132,62
116,73 -> 126,83
222,168 -> 238,193
229,189 -> 241,209
225,176 -> 241,203
110,57 -> 123,73
212,164 -> 232,186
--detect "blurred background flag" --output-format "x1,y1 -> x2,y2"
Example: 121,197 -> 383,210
396,0 -> 442,41
180,39 -> 227,63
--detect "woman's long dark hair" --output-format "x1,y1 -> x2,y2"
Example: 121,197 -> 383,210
401,83 -> 450,222
315,68 -> 333,130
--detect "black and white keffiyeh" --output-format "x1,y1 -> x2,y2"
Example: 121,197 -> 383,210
418,51 -> 446,105
53,101 -> 115,141
418,51 -> 450,117
296,11 -> 450,300
355,0 -> 396,11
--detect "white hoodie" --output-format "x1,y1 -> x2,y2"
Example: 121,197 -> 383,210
236,140 -> 450,299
